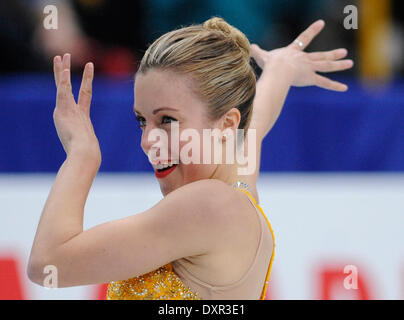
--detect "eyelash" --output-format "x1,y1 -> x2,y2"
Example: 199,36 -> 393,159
135,115 -> 177,128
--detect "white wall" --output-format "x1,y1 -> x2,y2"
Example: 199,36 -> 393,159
0,173 -> 403,299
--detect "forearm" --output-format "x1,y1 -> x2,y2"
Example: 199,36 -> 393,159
251,60 -> 294,139
28,152 -> 100,268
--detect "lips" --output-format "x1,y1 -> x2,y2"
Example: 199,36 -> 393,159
155,163 -> 178,179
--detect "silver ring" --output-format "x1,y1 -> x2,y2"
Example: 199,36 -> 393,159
294,39 -> 304,49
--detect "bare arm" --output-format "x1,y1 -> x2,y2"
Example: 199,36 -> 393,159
250,61 -> 293,142
27,54 -> 241,288
243,20 -> 354,191
28,176 -> 239,287
27,53 -> 101,277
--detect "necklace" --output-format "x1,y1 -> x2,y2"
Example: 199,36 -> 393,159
231,180 -> 250,191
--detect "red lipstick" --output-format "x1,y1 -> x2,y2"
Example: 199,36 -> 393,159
155,164 -> 178,179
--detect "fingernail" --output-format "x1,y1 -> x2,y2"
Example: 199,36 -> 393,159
64,53 -> 71,63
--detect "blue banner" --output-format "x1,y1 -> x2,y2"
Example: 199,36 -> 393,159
0,75 -> 403,172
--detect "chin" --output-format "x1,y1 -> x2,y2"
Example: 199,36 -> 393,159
157,164 -> 211,196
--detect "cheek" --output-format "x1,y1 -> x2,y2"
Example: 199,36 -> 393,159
177,136 -> 217,178
179,162 -> 214,182
177,131 -> 203,163
177,129 -> 222,165
143,128 -> 172,160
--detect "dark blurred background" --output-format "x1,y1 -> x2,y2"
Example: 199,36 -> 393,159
1,0 -> 403,76
0,0 -> 403,172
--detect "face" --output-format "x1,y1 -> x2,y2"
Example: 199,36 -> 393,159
134,69 -> 224,196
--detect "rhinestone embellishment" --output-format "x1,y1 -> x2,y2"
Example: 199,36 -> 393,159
106,263 -> 200,300
232,180 -> 250,191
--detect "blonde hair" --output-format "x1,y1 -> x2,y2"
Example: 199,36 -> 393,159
137,17 -> 256,137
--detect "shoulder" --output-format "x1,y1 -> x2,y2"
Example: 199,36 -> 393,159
176,178 -> 236,203
161,179 -> 241,222
152,179 -> 245,251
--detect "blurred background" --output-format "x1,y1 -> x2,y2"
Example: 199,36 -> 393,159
0,0 -> 403,299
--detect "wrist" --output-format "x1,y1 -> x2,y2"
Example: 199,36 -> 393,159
67,142 -> 102,168
262,55 -> 295,84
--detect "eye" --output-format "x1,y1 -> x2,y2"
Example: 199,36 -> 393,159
135,116 -> 146,128
161,116 -> 178,125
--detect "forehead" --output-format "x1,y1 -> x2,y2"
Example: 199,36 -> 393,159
134,69 -> 205,115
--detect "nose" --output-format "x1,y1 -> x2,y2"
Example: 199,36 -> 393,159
141,126 -> 169,160
140,126 -> 151,153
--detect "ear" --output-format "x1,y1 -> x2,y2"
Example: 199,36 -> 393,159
221,107 -> 241,132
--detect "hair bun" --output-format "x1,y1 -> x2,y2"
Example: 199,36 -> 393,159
203,17 -> 250,61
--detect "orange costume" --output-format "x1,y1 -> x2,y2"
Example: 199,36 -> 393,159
106,183 -> 275,300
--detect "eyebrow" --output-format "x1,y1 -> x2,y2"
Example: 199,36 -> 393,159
134,107 -> 180,115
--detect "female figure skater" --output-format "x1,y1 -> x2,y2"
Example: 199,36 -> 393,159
27,17 -> 353,299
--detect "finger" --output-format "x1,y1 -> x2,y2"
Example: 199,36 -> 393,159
56,53 -> 72,101
250,43 -> 267,69
312,59 -> 354,73
78,62 -> 94,112
62,53 -> 73,92
308,48 -> 348,61
53,56 -> 62,87
315,74 -> 348,92
56,69 -> 73,106
289,19 -> 325,50
62,53 -> 71,71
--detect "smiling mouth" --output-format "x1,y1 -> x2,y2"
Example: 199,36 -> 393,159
156,163 -> 178,172
155,163 -> 178,179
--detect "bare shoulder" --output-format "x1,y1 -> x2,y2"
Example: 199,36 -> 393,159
163,178 -> 243,225
152,178 -> 259,259
28,179 -> 258,288
171,179 -> 264,285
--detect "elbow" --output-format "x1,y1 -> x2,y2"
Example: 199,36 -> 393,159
27,250 -> 73,288
27,256 -> 55,287
27,260 -> 43,286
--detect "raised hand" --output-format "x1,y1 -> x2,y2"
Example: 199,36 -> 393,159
250,20 -> 354,91
53,54 -> 101,163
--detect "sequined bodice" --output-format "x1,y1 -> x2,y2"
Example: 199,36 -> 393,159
106,262 -> 200,300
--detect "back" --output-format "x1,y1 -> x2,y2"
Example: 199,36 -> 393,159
172,187 -> 275,299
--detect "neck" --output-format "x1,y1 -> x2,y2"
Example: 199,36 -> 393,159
209,162 -> 243,187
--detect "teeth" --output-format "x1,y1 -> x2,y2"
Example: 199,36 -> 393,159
154,162 -> 178,170
152,160 -> 179,170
